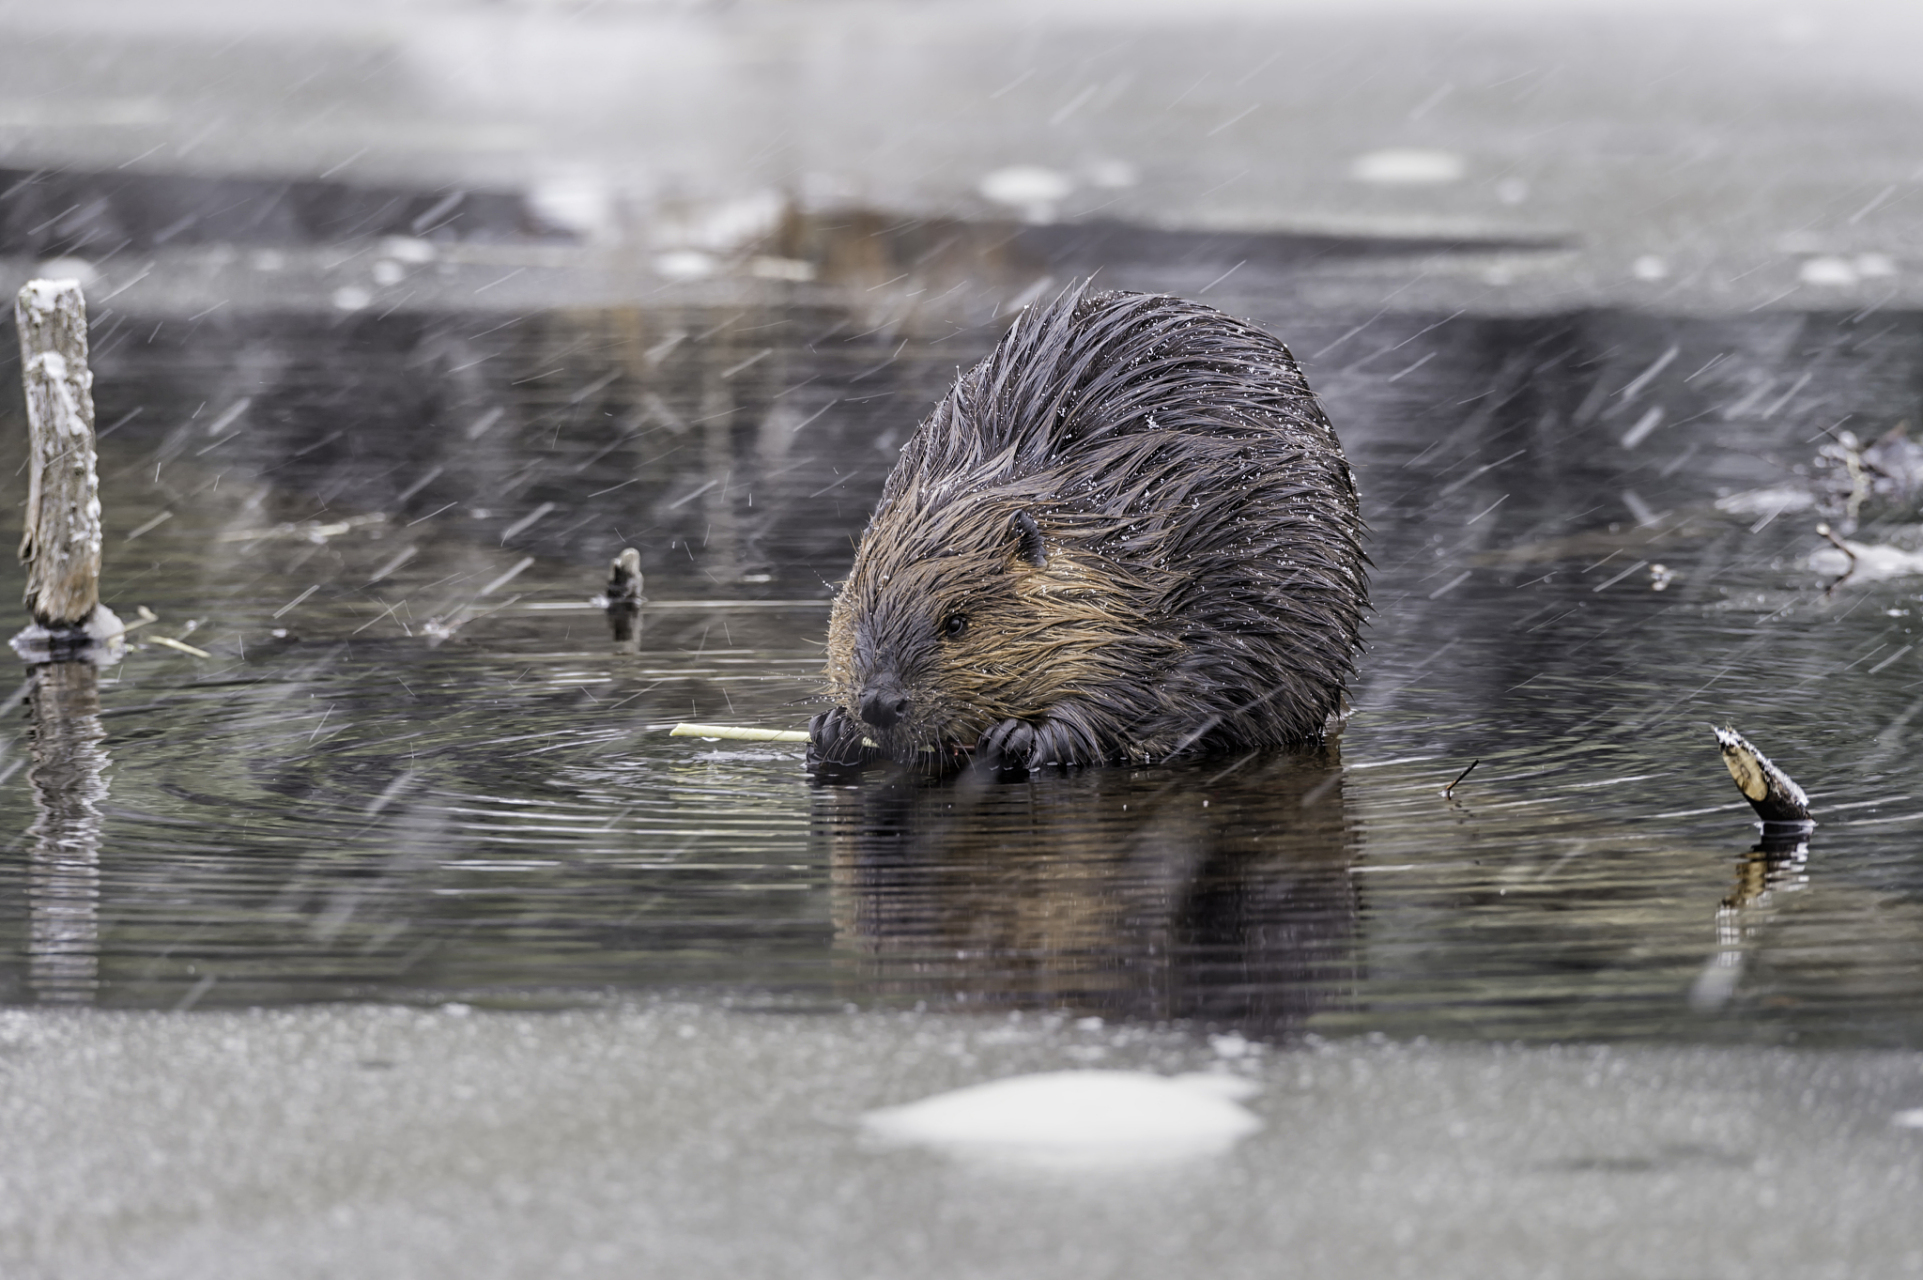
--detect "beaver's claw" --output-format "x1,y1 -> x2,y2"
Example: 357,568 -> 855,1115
978,717 -> 1093,772
977,719 -> 1036,771
807,706 -> 877,775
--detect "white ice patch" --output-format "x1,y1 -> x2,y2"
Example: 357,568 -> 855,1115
528,171 -> 617,242
749,255 -> 816,282
1632,255 -> 1669,282
1799,256 -> 1859,287
861,1070 -> 1262,1170
979,166 -> 1075,222
1808,540 -> 1923,581
1714,487 -> 1816,518
1893,1108 -> 1923,1129
654,250 -> 717,281
1349,149 -> 1464,185
379,236 -> 438,265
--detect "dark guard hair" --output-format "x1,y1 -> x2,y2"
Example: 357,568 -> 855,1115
810,284 -> 1367,773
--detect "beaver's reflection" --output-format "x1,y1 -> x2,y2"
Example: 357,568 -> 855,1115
816,747 -> 1359,1038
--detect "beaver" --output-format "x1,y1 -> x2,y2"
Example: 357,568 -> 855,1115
808,284 -> 1367,773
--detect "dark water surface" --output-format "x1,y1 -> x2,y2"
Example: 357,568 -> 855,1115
4,284 -> 1923,1047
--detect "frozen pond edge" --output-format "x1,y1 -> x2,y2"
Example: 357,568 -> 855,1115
2,1001 -> 1920,1279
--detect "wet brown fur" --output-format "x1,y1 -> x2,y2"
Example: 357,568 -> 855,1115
810,285 -> 1368,772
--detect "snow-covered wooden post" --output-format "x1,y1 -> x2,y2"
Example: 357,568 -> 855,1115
12,279 -> 121,663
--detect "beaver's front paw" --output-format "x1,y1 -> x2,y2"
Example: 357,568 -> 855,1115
977,718 -> 1038,772
807,706 -> 876,775
978,718 -> 1093,772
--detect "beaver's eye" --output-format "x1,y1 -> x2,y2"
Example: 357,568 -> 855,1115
941,614 -> 969,640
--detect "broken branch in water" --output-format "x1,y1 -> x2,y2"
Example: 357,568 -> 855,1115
669,722 -> 811,743
1714,726 -> 1812,830
1693,728 -> 1815,1013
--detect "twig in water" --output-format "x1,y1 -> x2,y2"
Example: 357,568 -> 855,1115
148,635 -> 213,659
1442,758 -> 1479,798
1816,523 -> 1856,595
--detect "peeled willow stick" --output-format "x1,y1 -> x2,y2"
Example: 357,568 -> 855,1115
12,279 -> 121,664
1715,726 -> 1812,829
670,723 -> 811,743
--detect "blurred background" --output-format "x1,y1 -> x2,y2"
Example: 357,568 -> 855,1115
3,0 -> 1919,316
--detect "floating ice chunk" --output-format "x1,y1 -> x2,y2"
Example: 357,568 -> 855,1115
1808,540 -> 1923,581
980,165 -> 1074,222
1714,487 -> 1816,518
690,191 -> 785,252
1799,256 -> 1858,287
331,286 -> 371,312
1632,255 -> 1669,281
1349,149 -> 1465,185
529,171 -> 616,241
980,165 -> 1073,204
371,260 -> 406,287
655,250 -> 717,281
379,236 -> 437,265
749,255 -> 816,282
1894,1108 -> 1923,1129
861,1069 -> 1262,1169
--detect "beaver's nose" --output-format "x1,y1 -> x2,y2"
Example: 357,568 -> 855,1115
860,687 -> 911,729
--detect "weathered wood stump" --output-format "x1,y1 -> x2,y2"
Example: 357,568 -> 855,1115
604,547 -> 643,648
11,279 -> 121,664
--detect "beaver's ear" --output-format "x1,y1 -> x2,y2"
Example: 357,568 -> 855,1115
1011,510 -> 1047,568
